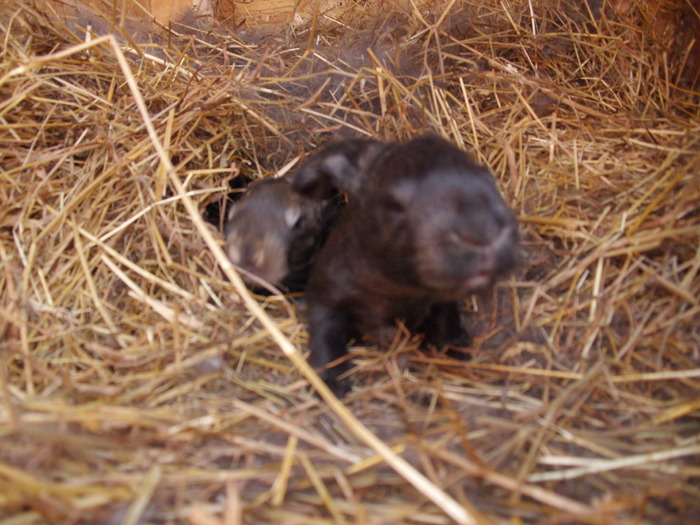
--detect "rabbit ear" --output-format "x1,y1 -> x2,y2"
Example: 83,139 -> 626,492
292,152 -> 353,200
292,140 -> 385,201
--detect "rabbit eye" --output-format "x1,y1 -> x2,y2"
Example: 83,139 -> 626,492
446,231 -> 466,248
382,196 -> 405,214
447,230 -> 480,248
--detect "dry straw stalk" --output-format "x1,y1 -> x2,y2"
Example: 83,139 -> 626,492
1,0 -> 698,523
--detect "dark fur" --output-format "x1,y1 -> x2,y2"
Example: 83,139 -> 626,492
292,135 -> 519,394
224,140 -> 384,292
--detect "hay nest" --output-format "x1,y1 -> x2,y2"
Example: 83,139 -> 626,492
1,0 -> 698,523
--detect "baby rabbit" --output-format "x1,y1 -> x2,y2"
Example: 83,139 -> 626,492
292,135 -> 519,394
224,139 -> 384,292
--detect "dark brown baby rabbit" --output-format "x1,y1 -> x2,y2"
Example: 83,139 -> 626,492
224,140 -> 384,292
292,135 -> 519,395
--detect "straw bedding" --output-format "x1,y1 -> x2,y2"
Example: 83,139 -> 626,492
1,0 -> 698,523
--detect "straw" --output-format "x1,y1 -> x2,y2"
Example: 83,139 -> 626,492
1,0 -> 698,522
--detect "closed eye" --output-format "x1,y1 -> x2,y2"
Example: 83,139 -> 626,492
381,195 -> 405,215
447,230 -> 470,247
447,230 -> 489,248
